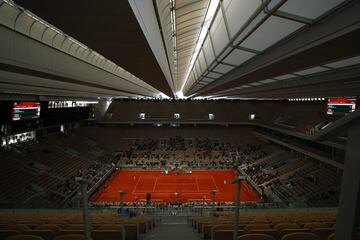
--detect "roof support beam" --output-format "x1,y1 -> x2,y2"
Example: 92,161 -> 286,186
272,10 -> 313,25
335,119 -> 360,240
194,0 -> 360,97
211,66 -> 360,98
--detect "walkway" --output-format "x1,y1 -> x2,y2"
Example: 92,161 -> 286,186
142,216 -> 200,240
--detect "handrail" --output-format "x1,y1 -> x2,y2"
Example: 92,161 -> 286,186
254,132 -> 344,169
311,108 -> 360,141
87,164 -> 116,196
0,206 -> 337,212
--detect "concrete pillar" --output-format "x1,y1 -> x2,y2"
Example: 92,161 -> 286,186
335,121 -> 360,240
76,177 -> 92,240
211,190 -> 218,216
135,196 -> 139,215
202,196 -> 206,216
232,176 -> 247,240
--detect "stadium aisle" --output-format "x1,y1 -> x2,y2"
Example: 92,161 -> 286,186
143,220 -> 200,240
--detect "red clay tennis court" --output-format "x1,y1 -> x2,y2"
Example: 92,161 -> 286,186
91,170 -> 259,203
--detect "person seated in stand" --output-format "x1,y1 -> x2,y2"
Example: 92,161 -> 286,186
119,208 -> 130,217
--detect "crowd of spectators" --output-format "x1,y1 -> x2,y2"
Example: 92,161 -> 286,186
115,136 -> 267,170
2,131 -> 339,209
244,163 -> 279,185
270,171 -> 332,205
48,153 -> 116,206
306,188 -> 339,207
90,200 -> 287,210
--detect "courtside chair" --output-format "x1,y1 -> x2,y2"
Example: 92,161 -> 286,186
53,234 -> 85,240
3,224 -> 30,232
303,223 -> 330,229
238,233 -> 276,240
22,230 -> 55,240
281,232 -> 322,240
311,228 -> 335,240
35,224 -> 61,233
244,224 -> 272,231
327,233 -> 335,240
0,230 -> 19,239
5,235 -> 45,240
327,232 -> 360,240
275,223 -> 301,230
91,230 -> 123,240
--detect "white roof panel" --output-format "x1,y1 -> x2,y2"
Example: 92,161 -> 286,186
294,66 -> 330,76
207,72 -> 222,79
324,56 -> 360,68
274,74 -> 297,80
212,63 -> 234,74
260,79 -> 278,84
222,49 -> 256,66
279,0 -> 346,20
239,16 -> 304,51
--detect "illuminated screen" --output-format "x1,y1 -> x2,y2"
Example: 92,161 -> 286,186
327,98 -> 356,115
249,113 -> 256,120
12,102 -> 41,121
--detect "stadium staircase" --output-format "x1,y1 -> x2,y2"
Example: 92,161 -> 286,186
240,150 -> 285,168
143,221 -> 200,240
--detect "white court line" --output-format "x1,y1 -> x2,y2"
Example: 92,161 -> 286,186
195,178 -> 200,192
153,177 -> 158,192
132,175 -> 142,194
133,191 -> 212,194
243,181 -> 250,192
211,176 -> 220,193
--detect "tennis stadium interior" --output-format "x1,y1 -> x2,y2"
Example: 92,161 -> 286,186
0,0 -> 360,239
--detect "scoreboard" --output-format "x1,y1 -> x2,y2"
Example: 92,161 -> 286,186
327,98 -> 356,115
12,102 -> 41,121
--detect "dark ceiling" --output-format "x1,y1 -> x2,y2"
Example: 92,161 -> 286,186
15,0 -> 174,97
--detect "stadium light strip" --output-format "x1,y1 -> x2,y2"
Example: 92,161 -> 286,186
288,98 -> 326,101
170,0 -> 177,72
